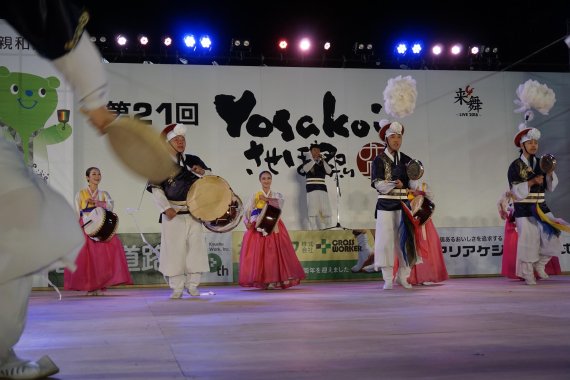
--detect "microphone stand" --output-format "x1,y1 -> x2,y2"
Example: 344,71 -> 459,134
323,155 -> 349,230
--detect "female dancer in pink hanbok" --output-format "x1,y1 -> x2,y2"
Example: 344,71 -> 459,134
239,171 -> 306,289
64,167 -> 132,295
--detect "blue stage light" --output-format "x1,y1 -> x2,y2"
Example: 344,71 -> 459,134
183,35 -> 196,49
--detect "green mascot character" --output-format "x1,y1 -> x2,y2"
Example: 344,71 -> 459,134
0,66 -> 72,166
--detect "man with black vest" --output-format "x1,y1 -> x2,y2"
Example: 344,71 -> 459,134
301,143 -> 333,230
147,124 -> 211,299
370,121 -> 417,290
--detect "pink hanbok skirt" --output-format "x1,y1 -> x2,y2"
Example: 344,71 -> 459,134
64,221 -> 133,291
395,219 -> 449,285
239,220 -> 306,289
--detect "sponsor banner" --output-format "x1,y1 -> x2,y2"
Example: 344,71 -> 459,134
440,227 -> 570,276
232,229 -> 377,281
47,232 -> 234,286
43,228 -> 568,287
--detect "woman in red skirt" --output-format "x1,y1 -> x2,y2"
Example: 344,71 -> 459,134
64,167 -> 132,295
239,171 -> 305,289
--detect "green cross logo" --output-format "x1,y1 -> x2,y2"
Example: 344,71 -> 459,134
316,239 -> 331,254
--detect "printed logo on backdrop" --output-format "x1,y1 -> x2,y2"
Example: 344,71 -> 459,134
357,142 -> 385,177
203,235 -> 233,281
0,23 -> 33,53
104,88 -> 387,179
454,85 -> 483,117
315,238 -> 360,254
105,100 -> 199,126
214,90 -> 385,177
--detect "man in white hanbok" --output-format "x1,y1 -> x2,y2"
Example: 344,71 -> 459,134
370,121 -> 418,290
508,127 -> 561,285
148,124 -> 211,299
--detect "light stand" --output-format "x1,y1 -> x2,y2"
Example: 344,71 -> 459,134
323,156 -> 349,230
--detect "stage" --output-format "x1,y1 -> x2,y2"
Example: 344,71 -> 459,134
21,277 -> 570,379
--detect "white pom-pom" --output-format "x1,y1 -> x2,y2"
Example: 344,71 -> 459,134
514,79 -> 556,115
517,122 -> 528,132
383,75 -> 417,118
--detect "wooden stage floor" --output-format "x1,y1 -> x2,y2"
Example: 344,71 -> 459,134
18,276 -> 570,379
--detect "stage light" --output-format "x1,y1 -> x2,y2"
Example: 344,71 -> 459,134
299,38 -> 311,52
99,36 -> 107,43
469,46 -> 480,55
231,38 -> 252,51
431,44 -> 443,55
323,42 -> 331,50
411,43 -> 422,55
183,35 -> 196,49
450,44 -> 462,55
138,35 -> 149,46
354,42 -> 374,54
396,43 -> 407,55
163,36 -> 172,47
278,39 -> 288,50
200,35 -> 212,50
116,35 -> 127,46
89,36 -> 96,43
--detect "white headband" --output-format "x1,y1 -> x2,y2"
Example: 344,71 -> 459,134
520,128 -> 541,145
385,121 -> 403,139
166,124 -> 187,141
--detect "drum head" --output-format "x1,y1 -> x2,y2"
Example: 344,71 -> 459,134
406,159 -> 424,180
187,175 -> 233,221
539,153 -> 556,173
83,207 -> 105,236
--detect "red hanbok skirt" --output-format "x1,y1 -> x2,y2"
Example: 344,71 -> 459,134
395,219 -> 449,285
64,222 -> 133,291
239,219 -> 306,289
500,220 -> 561,280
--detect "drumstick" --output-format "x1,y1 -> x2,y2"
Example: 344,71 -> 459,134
80,220 -> 93,229
104,117 -> 180,183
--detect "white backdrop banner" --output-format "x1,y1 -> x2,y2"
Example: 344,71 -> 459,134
72,64 -> 570,237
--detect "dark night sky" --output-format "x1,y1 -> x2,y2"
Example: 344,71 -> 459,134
85,0 -> 570,71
